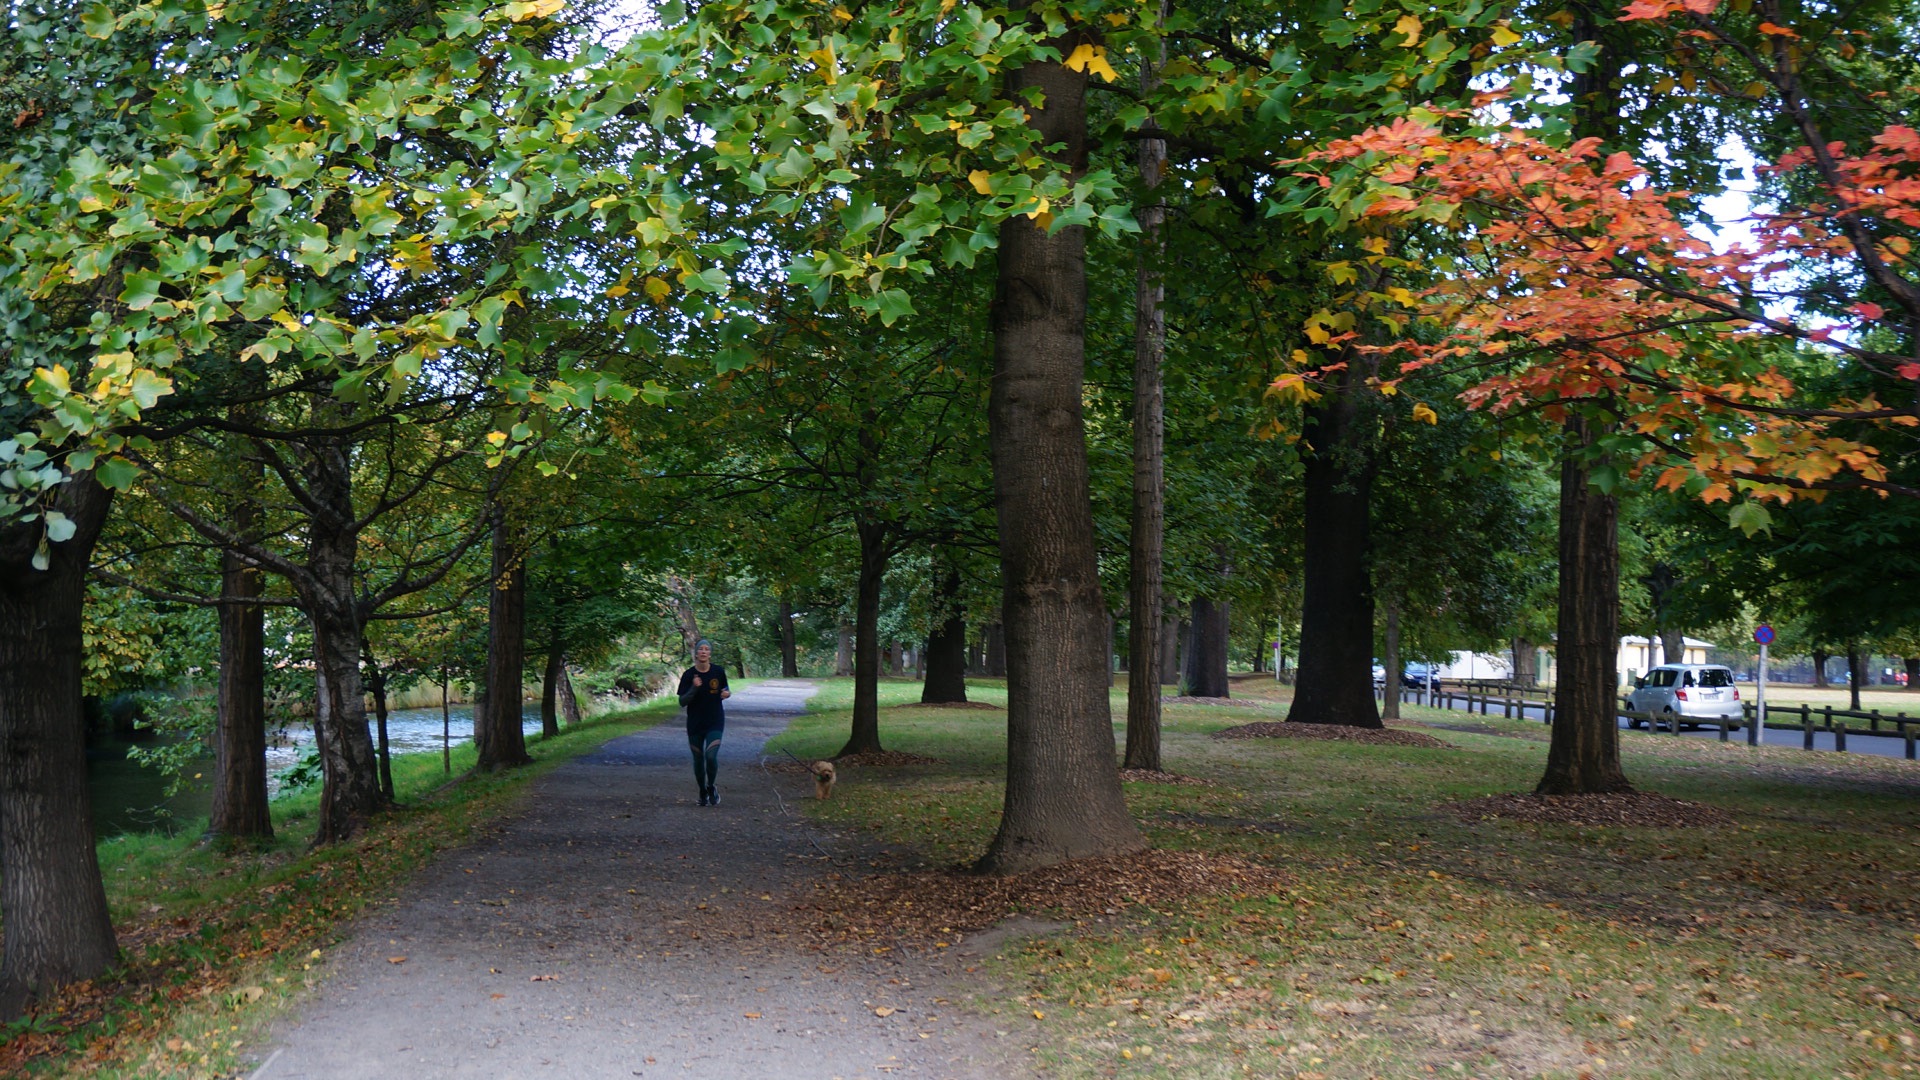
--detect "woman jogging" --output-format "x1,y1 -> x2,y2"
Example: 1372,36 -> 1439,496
676,640 -> 731,805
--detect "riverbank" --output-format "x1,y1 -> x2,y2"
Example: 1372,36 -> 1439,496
2,698 -> 681,1078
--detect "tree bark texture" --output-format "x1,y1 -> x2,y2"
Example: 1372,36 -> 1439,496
778,595 -> 800,677
984,621 -> 1006,677
1906,657 -> 1919,690
1124,16 -> 1168,771
1286,363 -> 1382,728
1538,418 -> 1633,794
975,44 -> 1144,874
477,517 -> 531,771
541,642 -> 565,739
922,563 -> 969,704
1511,637 -> 1539,687
209,544 -> 271,841
1812,649 -> 1831,688
0,477 -> 118,1017
1183,595 -> 1231,698
297,436 -> 385,843
1381,600 -> 1403,721
557,665 -> 582,725
1659,629 -> 1684,668
1159,609 -> 1180,687
839,523 -> 889,756
835,622 -> 853,676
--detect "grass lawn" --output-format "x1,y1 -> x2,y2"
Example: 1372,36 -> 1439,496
770,676 -> 1920,1080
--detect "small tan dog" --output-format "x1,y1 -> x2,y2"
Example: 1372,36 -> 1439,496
811,760 -> 837,800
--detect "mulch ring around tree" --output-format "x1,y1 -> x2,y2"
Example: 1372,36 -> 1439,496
759,749 -> 943,775
1211,721 -> 1453,749
801,850 -> 1285,944
1444,791 -> 1737,827
888,700 -> 1001,710
1162,695 -> 1266,707
1118,768 -> 1213,786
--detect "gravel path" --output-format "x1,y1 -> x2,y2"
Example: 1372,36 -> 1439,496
251,680 -> 1028,1080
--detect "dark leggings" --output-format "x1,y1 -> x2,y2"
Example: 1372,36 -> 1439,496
688,725 -> 723,791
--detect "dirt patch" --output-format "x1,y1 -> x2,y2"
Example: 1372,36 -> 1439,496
889,700 -> 1001,710
803,850 -> 1285,943
1162,695 -> 1265,707
1445,790 -> 1736,827
1211,721 -> 1452,749
837,749 -> 941,767
1118,768 -> 1213,786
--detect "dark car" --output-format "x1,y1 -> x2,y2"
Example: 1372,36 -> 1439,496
1402,663 -> 1442,689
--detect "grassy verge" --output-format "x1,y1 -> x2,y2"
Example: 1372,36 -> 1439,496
773,677 -> 1920,1079
5,696 -> 679,1079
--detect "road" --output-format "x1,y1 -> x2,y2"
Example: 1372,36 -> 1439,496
1399,688 -> 1919,761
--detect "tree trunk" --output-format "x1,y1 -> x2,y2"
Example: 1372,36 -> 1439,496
298,434 -> 386,843
0,477 -> 118,1017
1183,596 -> 1231,698
362,637 -> 395,803
1905,656 -> 1918,690
208,543 -> 271,842
541,640 -> 565,739
1125,0 -> 1169,769
1286,362 -> 1382,728
557,665 -> 582,725
1847,644 -> 1863,711
778,595 -> 800,677
1537,417 -> 1632,794
1381,599 -> 1403,721
1659,628 -> 1685,667
477,516 -> 531,771
1812,649 -> 1831,688
669,576 -> 700,662
835,622 -> 854,676
1512,637 -> 1538,687
839,522 -> 889,756
922,564 -> 969,704
984,621 -> 1006,677
975,42 -> 1144,874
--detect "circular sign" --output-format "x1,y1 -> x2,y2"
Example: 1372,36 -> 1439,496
1753,625 -> 1776,645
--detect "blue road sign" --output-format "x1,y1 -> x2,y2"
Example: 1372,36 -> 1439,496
1754,625 -> 1776,645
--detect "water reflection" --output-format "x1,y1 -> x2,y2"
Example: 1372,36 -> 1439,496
265,706 -> 545,790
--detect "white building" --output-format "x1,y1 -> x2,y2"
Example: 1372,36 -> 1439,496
1430,636 -> 1715,688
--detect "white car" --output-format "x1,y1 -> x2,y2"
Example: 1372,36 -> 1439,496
1626,664 -> 1744,730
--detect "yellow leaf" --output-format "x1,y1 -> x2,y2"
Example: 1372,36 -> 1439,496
1393,13 -> 1421,45
486,430 -> 509,447
1489,23 -> 1521,46
1064,43 -> 1097,72
874,1006 -> 895,1017
967,170 -> 994,195
1033,1010 -> 1046,1019
605,284 -> 631,298
1305,322 -> 1330,345
643,277 -> 671,302
831,5 -> 852,18
1084,50 -> 1119,83
1103,12 -> 1129,25
1378,381 -> 1398,397
1411,402 -> 1438,424
1024,196 -> 1050,220
1386,285 -> 1415,305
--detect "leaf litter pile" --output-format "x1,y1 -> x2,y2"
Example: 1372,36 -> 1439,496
1212,721 -> 1451,749
1445,790 -> 1736,827
1117,768 -> 1212,786
1161,695 -> 1265,707
800,850 -> 1285,945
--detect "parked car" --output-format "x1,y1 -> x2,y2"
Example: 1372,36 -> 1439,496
1371,664 -> 1386,688
1402,663 -> 1442,690
1625,664 -> 1743,730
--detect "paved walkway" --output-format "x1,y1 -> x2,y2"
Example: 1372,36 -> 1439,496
251,680 -> 1022,1080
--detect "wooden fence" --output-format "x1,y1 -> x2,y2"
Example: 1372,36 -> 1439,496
1377,680 -> 1920,759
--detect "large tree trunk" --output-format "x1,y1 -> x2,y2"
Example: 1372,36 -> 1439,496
1905,656 -> 1918,690
1659,628 -> 1685,668
835,622 -> 854,676
1124,36 -> 1168,770
922,563 -> 969,704
1381,599 -> 1403,721
476,517 -> 531,771
557,665 -> 582,725
839,522 -> 889,756
299,436 -> 385,843
1183,596 -> 1231,698
1811,649 -> 1831,687
0,477 -> 118,1017
984,621 -> 1006,677
1538,418 -> 1632,794
209,544 -> 271,842
975,43 -> 1144,874
1286,363 -> 1381,728
778,595 -> 800,677
1847,644 -> 1864,711
541,639 -> 565,739
1159,608 -> 1180,687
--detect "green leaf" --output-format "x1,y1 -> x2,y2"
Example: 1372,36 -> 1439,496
82,3 -> 116,38
128,369 -> 173,410
875,288 -> 914,326
95,456 -> 140,490
43,511 -> 76,543
1728,501 -> 1773,537
119,271 -> 162,311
